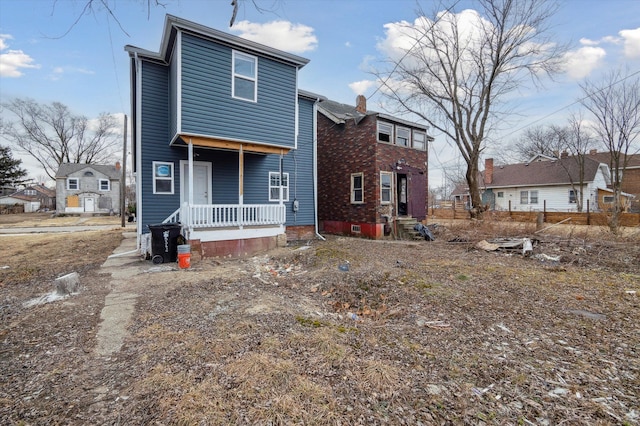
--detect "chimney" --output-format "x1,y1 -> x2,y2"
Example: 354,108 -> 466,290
115,161 -> 121,171
485,158 -> 494,185
355,95 -> 367,114
561,151 -> 568,158
589,149 -> 597,155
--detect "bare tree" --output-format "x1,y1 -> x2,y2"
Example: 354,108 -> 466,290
579,69 -> 640,232
1,98 -> 120,180
374,0 -> 566,218
510,125 -> 565,161
549,115 -> 597,212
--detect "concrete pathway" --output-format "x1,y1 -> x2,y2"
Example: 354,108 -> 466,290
95,231 -> 147,357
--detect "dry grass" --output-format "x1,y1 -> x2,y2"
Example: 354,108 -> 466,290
0,214 -> 638,424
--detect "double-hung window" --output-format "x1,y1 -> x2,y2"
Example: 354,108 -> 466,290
377,122 -> 392,143
153,162 -> 174,194
520,191 -> 529,204
569,189 -> 577,204
396,127 -> 410,146
67,178 -> 79,190
233,51 -> 257,102
99,179 -> 110,191
269,172 -> 289,202
380,172 -> 392,203
413,131 -> 426,150
351,173 -> 364,203
529,190 -> 538,204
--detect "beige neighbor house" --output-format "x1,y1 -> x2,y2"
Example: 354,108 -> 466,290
55,163 -> 122,214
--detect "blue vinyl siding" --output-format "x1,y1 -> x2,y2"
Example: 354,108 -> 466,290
140,61 -> 181,231
180,34 -> 297,148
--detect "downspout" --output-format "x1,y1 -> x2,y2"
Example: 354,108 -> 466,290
312,97 -> 325,241
134,52 -> 143,250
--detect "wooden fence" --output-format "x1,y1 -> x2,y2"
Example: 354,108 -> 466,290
429,205 -> 640,227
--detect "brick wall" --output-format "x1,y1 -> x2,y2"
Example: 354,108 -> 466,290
318,113 -> 430,225
621,167 -> 640,211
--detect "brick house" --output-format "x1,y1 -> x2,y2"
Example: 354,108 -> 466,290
317,96 -> 433,239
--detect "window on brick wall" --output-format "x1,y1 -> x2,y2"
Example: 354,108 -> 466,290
351,173 -> 364,203
380,172 -> 392,203
396,127 -> 410,146
377,122 -> 392,143
413,130 -> 426,150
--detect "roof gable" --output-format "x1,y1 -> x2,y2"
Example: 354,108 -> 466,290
486,156 -> 604,188
56,163 -> 121,180
318,98 -> 429,131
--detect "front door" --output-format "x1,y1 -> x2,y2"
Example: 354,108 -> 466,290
181,161 -> 212,205
397,175 -> 408,216
84,197 -> 95,212
408,171 -> 427,221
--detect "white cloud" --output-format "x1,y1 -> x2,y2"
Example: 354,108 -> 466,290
47,66 -> 95,81
231,20 -> 317,54
348,80 -> 376,95
345,41 -> 352,48
0,34 -> 39,77
619,27 -> 640,59
561,46 -> 606,79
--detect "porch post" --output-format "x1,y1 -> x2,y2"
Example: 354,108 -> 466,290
188,139 -> 194,205
239,145 -> 244,205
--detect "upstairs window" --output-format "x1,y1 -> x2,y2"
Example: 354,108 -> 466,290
269,172 -> 289,202
351,173 -> 364,203
233,51 -> 257,102
67,178 -> 79,190
396,127 -> 410,147
99,179 -> 110,191
377,122 -> 392,143
413,131 -> 426,150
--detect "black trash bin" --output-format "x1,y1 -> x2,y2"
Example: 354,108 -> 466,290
148,223 -> 182,264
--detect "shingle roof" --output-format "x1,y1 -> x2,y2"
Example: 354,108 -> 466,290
317,98 -> 430,131
55,163 -> 122,180
586,152 -> 640,168
485,156 -> 604,188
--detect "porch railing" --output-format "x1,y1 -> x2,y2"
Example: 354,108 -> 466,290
172,203 -> 286,229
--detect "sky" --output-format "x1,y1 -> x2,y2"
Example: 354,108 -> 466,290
1,0 -> 639,189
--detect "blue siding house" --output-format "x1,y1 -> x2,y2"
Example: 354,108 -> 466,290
125,15 -> 321,258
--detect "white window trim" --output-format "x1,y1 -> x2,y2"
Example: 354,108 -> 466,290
395,126 -> 411,147
153,161 -> 174,195
603,195 -> 614,203
99,179 -> 110,192
377,121 -> 393,143
269,172 -> 289,202
67,178 -> 79,190
569,189 -> 577,204
520,190 -> 529,205
232,50 -> 258,102
413,130 -> 426,150
380,171 -> 393,204
351,172 -> 364,204
530,190 -> 538,204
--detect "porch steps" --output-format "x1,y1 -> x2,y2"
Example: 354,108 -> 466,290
395,217 -> 423,241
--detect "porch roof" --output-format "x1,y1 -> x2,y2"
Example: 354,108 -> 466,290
173,134 -> 291,155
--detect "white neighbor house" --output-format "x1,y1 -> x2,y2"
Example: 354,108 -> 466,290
476,155 -> 619,212
55,163 -> 122,214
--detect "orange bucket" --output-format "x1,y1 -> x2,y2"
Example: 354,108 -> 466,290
177,244 -> 191,269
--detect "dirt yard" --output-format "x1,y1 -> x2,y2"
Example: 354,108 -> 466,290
0,214 -> 639,425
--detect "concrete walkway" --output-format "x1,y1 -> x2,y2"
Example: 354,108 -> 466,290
95,231 -> 147,357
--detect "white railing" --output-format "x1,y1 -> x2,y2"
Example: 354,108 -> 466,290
179,203 -> 286,229
162,208 -> 181,224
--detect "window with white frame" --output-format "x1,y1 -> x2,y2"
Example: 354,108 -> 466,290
530,190 -> 538,204
233,51 -> 257,102
497,191 -> 504,198
99,179 -> 110,191
377,122 -> 392,143
603,195 -> 614,203
413,131 -> 426,150
269,172 -> 289,202
396,127 -> 410,147
351,173 -> 364,203
520,190 -> 529,204
67,178 -> 79,190
569,189 -> 577,204
380,172 -> 392,203
153,162 -> 174,194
